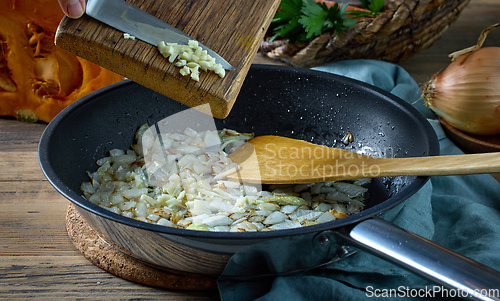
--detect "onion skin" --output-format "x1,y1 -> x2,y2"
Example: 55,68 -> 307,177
423,47 -> 500,136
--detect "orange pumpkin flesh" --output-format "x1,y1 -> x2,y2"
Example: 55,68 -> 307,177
0,0 -> 123,122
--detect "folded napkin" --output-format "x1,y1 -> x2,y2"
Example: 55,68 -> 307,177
218,60 -> 500,301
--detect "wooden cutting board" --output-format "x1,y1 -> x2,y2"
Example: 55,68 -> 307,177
55,0 -> 281,119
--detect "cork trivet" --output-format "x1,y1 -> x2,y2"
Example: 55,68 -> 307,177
65,203 -> 218,291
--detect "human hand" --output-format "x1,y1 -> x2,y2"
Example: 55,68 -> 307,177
58,0 -> 86,18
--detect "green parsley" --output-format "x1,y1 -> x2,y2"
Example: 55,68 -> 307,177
270,0 -> 307,43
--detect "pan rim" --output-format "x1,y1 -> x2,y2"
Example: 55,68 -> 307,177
38,64 -> 439,240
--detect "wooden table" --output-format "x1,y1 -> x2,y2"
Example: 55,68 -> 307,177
1,1 -> 499,299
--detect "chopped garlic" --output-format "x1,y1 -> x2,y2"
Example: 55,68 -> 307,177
157,40 -> 226,81
174,60 -> 187,67
123,33 -> 136,40
186,62 -> 200,69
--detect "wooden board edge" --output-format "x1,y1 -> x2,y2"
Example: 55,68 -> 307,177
55,18 -> 237,119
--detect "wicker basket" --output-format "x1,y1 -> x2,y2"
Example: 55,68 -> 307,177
259,0 -> 471,68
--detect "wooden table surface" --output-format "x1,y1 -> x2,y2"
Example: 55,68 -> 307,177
1,1 -> 499,299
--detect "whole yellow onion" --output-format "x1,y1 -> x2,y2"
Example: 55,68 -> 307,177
423,24 -> 500,136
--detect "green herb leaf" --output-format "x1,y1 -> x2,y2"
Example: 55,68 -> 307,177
360,0 -> 384,12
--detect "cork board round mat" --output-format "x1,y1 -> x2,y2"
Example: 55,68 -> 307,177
65,203 -> 218,291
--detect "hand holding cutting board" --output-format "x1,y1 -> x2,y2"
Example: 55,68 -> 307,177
55,0 -> 281,118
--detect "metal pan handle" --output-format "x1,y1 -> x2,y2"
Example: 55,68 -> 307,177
337,218 -> 500,301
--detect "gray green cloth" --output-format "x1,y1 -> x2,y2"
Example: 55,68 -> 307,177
218,60 -> 500,300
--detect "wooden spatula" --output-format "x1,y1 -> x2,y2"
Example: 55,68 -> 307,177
55,0 -> 280,119
227,135 -> 500,184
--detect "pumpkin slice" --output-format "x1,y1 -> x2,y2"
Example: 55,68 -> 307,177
0,0 -> 123,123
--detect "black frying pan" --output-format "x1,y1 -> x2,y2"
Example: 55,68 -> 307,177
38,65 -> 500,298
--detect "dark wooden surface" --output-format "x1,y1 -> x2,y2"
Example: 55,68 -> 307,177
1,1 -> 499,299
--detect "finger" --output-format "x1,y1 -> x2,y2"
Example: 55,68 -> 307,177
60,0 -> 86,19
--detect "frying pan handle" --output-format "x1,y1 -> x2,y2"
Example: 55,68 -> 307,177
337,218 -> 500,301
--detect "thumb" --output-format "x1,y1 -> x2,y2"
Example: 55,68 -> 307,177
59,0 -> 86,19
